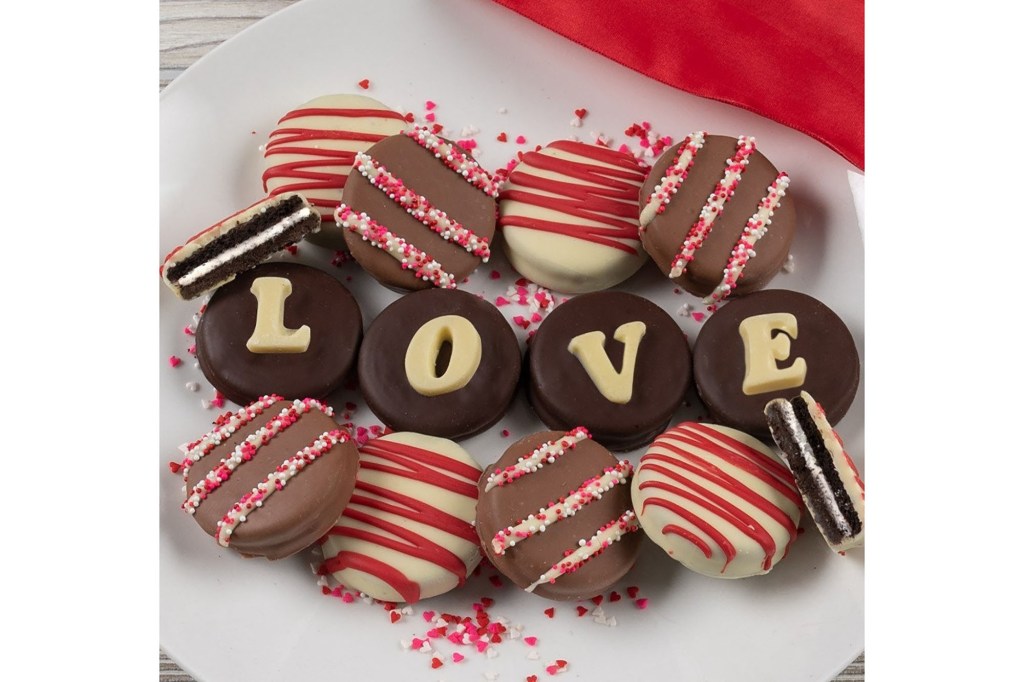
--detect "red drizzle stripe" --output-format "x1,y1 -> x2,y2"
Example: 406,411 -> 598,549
639,488 -> 737,571
661,523 -> 712,559
262,107 -> 405,213
319,551 -> 419,604
359,440 -> 481,499
498,141 -> 644,254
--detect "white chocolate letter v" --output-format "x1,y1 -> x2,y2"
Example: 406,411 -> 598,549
246,277 -> 311,353
568,321 -> 647,404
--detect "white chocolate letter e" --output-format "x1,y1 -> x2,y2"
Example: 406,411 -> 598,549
738,312 -> 806,395
568,321 -> 647,404
246,276 -> 311,353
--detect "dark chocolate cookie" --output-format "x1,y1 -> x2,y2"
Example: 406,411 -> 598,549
692,289 -> 860,437
527,291 -> 691,451
357,288 -> 521,440
195,262 -> 362,406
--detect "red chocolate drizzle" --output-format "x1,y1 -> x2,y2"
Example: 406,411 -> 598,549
262,108 -> 406,215
498,141 -> 645,253
319,438 -> 480,604
637,423 -> 800,572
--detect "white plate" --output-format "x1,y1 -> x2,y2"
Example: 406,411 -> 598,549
160,1 -> 864,680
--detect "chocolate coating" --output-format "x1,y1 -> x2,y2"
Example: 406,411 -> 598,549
341,133 -> 496,290
358,289 -> 521,440
196,262 -> 362,406
476,431 -> 641,600
692,289 -> 860,438
186,399 -> 359,559
640,134 -> 796,298
527,292 -> 691,451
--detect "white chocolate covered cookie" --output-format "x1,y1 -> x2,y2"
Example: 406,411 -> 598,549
498,140 -> 647,293
631,422 -> 802,578
319,432 -> 482,603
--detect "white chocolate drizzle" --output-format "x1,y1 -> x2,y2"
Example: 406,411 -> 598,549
404,127 -> 502,198
491,460 -> 632,555
215,429 -> 349,547
483,427 -> 591,492
182,399 -> 332,515
525,510 -> 640,592
703,172 -> 790,310
178,395 -> 283,482
669,136 -> 756,278
335,204 -> 457,289
639,131 -> 707,230
353,152 -> 492,261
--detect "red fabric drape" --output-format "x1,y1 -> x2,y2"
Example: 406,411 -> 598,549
491,0 -> 864,169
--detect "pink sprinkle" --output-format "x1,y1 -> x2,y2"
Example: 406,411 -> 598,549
341,592 -> 354,603
641,121 -> 651,130
422,610 -> 436,622
515,135 -> 526,144
638,136 -> 650,149
691,312 -> 706,323
168,355 -> 182,368
411,637 -> 424,649
617,143 -> 630,154
183,325 -> 194,336
425,100 -> 437,111
495,296 -> 510,307
458,138 -> 478,150
476,640 -> 489,653
452,653 -> 465,663
210,396 -> 225,409
524,636 -> 538,646
426,628 -> 441,638
187,344 -> 196,355
490,270 -> 501,280
635,598 -> 649,609
512,315 -> 530,330
660,135 -> 674,146
546,665 -> 559,675
489,575 -> 504,588
530,312 -> 542,323
425,112 -> 436,122
501,429 -> 510,438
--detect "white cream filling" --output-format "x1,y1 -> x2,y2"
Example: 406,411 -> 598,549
175,206 -> 312,286
777,404 -> 852,537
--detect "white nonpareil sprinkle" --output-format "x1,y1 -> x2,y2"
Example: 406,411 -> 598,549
783,253 -> 796,273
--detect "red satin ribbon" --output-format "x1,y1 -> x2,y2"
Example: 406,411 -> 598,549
491,0 -> 864,170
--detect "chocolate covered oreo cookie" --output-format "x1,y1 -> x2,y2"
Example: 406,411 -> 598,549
639,133 -> 796,309
476,428 -> 641,600
357,288 -> 521,440
692,289 -> 860,438
195,262 -> 363,405
527,291 -> 691,451
337,127 -> 499,290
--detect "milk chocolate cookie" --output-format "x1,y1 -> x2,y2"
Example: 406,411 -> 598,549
337,127 -> 499,290
262,94 -> 408,249
357,289 -> 520,440
527,291 -> 691,451
499,140 -> 648,294
195,262 -> 362,406
639,133 -> 795,309
179,395 -> 359,559
476,428 -> 641,600
319,432 -> 482,603
692,289 -> 860,438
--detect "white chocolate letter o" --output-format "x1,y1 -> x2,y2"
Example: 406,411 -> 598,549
404,315 -> 483,396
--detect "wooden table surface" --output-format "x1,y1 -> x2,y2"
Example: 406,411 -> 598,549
158,2 -> 865,680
